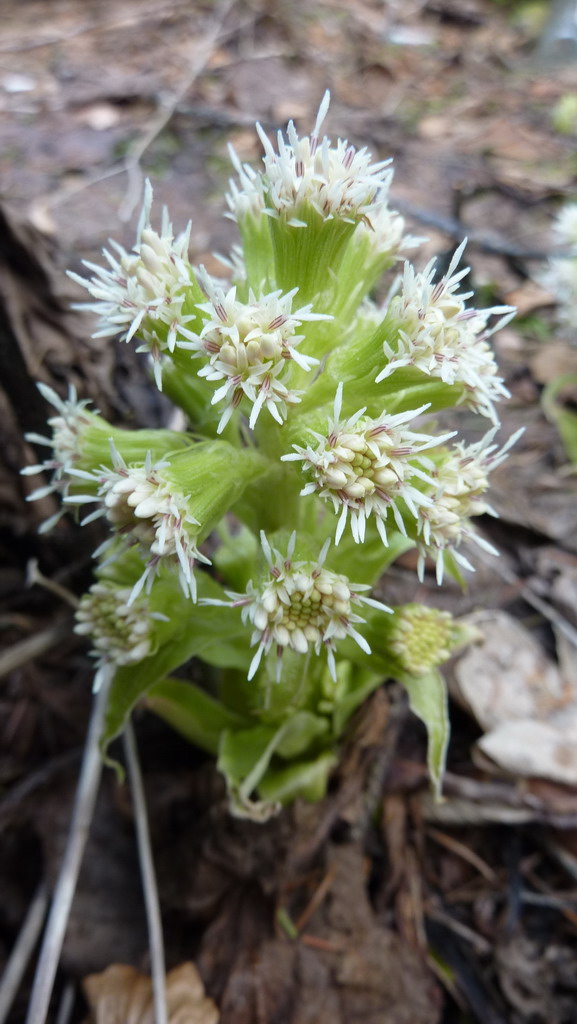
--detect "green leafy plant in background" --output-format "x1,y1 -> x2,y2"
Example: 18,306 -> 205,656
24,94 -> 520,819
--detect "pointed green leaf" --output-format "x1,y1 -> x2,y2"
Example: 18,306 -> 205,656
146,677 -> 251,755
101,573 -> 251,756
259,751 -> 337,804
401,668 -> 449,801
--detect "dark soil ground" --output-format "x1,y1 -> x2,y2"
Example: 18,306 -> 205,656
3,1 -> 577,1021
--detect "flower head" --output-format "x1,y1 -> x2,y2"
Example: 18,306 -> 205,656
22,384 -> 96,532
376,241 -> 514,422
208,532 -> 391,682
552,203 -> 577,248
416,426 -> 523,583
227,92 -> 392,227
283,385 -> 454,546
68,182 -> 199,388
353,201 -> 422,265
540,203 -> 577,334
75,581 -> 165,690
389,604 -> 456,676
65,444 -> 209,602
179,271 -> 329,432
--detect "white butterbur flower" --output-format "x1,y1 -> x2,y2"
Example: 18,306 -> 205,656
22,384 -> 95,532
228,91 -> 392,227
355,201 -> 422,263
68,182 -> 198,388
417,426 -> 523,583
283,384 -> 454,546
552,203 -> 577,248
209,533 -> 391,683
75,582 -> 165,691
65,445 -> 209,602
541,203 -> 577,335
180,272 -> 329,432
376,241 -> 514,422
225,146 -> 266,223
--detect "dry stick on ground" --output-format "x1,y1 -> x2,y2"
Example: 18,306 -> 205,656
43,0 -> 244,220
474,538 -> 577,651
24,672 -> 112,1024
0,621 -> 72,681
0,883 -> 49,1024
0,0 -> 194,54
123,720 -> 168,1024
118,0 -> 238,222
392,198 -> 556,262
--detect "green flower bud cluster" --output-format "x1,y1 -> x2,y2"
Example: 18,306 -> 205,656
389,604 -> 455,677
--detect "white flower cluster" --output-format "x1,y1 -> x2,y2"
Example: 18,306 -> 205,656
22,384 -> 96,532
416,426 -> 523,583
353,202 -> 422,263
376,241 -> 515,422
227,91 -> 393,227
541,202 -> 577,335
179,273 -> 329,432
206,533 -> 391,682
66,445 -> 208,602
69,182 -> 198,388
283,384 -> 454,545
75,582 -> 166,691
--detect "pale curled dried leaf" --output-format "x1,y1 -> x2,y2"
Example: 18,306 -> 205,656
83,963 -> 219,1024
449,611 -> 577,785
450,610 -> 569,731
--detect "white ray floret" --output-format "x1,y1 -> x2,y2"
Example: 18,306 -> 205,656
376,241 -> 515,422
65,443 -> 209,602
22,383 -> 96,532
282,384 -> 455,546
179,270 -> 330,432
68,182 -> 199,389
416,426 -> 524,583
203,532 -> 391,683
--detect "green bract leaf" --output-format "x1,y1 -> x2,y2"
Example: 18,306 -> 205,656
101,573 -> 251,758
400,668 -> 450,801
258,751 -> 337,804
146,677 -> 251,755
217,711 -> 331,804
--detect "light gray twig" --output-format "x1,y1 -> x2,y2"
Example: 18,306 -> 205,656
24,671 -> 111,1024
0,883 -> 49,1024
123,720 -> 167,1024
0,622 -> 71,681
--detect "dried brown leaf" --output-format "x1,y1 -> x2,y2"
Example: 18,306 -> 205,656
83,962 -> 219,1024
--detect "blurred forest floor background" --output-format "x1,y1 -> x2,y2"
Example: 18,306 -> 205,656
3,1 -> 577,1022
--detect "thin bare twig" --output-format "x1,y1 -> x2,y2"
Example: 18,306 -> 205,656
123,721 -> 167,1024
24,672 -> 111,1024
0,883 -> 49,1024
392,197 -> 556,262
26,560 -> 80,610
474,539 -> 577,651
0,622 -> 71,681
42,0 -> 240,221
0,0 -> 194,54
119,0 -> 237,222
54,983 -> 75,1024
